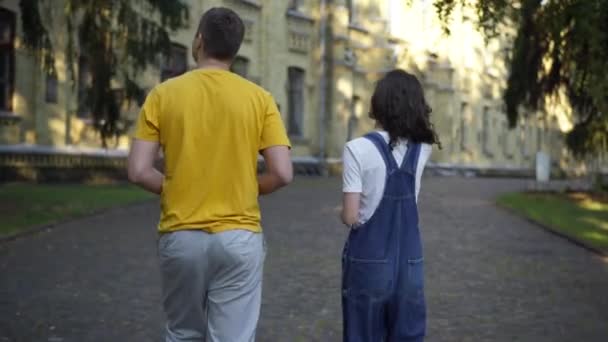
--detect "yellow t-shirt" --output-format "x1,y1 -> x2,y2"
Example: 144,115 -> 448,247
134,69 -> 291,233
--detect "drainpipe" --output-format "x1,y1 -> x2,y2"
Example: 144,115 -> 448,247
317,0 -> 329,168
345,0 -> 356,142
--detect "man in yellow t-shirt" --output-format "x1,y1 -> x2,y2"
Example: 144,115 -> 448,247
127,7 -> 292,341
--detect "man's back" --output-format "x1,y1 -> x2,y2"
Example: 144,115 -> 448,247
129,8 -> 292,340
135,69 -> 290,233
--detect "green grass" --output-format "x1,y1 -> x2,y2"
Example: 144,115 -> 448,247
0,183 -> 154,237
497,192 -> 608,254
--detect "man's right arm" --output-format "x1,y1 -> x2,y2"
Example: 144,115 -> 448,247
129,88 -> 163,194
258,146 -> 293,195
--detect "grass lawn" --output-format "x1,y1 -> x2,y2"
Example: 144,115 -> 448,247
0,183 -> 154,238
497,191 -> 608,254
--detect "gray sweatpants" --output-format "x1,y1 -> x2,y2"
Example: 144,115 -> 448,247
158,229 -> 265,342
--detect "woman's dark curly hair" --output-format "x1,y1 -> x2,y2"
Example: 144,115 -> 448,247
370,69 -> 441,149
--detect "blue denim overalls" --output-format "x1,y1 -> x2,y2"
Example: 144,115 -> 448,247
342,132 -> 426,342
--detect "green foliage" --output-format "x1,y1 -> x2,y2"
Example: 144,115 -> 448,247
18,0 -> 190,147
432,0 -> 608,157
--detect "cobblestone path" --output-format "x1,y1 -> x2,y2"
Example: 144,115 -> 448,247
1,177 -> 607,341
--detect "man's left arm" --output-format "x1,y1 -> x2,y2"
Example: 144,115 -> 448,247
128,139 -> 164,195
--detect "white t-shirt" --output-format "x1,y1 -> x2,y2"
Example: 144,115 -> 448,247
342,131 -> 432,224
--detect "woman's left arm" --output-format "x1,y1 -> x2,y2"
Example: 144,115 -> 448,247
341,192 -> 361,226
341,144 -> 362,227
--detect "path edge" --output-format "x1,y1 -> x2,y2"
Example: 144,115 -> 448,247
0,200 -> 157,243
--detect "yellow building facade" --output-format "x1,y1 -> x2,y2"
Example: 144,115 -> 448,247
0,0 -> 599,175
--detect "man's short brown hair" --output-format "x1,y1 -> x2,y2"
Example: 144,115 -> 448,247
197,7 -> 244,61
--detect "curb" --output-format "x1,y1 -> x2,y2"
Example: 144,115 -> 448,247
0,200 -> 155,244
496,203 -> 607,257
0,222 -> 58,243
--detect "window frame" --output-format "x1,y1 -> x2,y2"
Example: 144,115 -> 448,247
0,7 -> 16,111
287,66 -> 306,137
482,106 -> 493,157
45,71 -> 58,104
230,56 -> 250,78
288,0 -> 303,11
459,102 -> 468,151
160,43 -> 188,81
77,55 -> 92,118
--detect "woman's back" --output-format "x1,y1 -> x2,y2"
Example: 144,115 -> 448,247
343,130 -> 432,225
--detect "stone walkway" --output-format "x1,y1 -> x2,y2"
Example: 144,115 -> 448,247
1,177 -> 607,341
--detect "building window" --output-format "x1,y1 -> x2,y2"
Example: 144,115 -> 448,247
549,116 -> 559,156
45,72 -> 58,103
287,67 -> 305,136
161,43 -> 187,81
0,8 -> 15,111
289,0 -> 303,11
537,123 -> 543,152
230,56 -> 249,78
459,102 -> 468,151
243,20 -> 254,43
77,56 -> 92,118
288,31 -> 310,53
482,106 -> 492,156
502,121 -> 512,158
347,0 -> 358,24
520,117 -> 534,159
347,95 -> 360,141
527,123 -> 535,158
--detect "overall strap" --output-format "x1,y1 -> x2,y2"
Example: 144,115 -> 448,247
364,132 -> 399,172
401,141 -> 421,174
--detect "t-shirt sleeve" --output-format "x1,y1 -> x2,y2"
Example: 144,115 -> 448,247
134,88 -> 161,142
343,143 -> 363,193
259,93 -> 291,151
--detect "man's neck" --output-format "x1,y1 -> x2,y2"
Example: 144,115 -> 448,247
197,58 -> 231,71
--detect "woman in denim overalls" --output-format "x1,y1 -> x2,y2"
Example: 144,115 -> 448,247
341,70 -> 441,341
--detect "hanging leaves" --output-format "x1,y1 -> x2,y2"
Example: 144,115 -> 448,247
432,0 -> 608,157
18,0 -> 189,147
19,0 -> 55,73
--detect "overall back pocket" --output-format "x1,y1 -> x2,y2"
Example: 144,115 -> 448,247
343,259 -> 393,296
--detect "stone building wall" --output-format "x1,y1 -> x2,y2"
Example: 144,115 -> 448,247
0,0 -> 602,175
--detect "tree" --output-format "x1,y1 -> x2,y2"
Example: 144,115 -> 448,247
432,0 -> 608,157
18,0 -> 189,147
